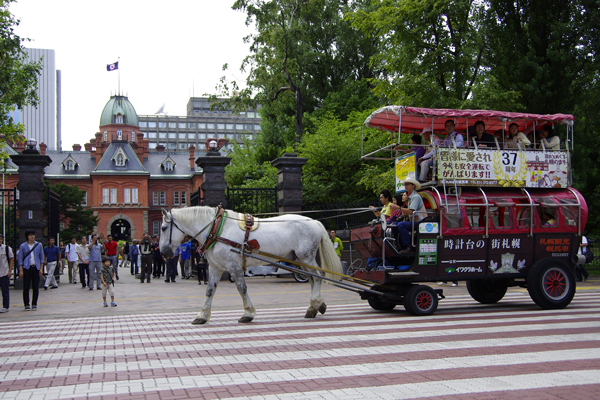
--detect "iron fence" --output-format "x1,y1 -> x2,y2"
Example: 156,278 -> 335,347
226,187 -> 278,215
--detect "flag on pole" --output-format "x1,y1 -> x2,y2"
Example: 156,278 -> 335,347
107,62 -> 119,71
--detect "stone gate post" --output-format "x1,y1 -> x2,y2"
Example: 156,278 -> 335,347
196,150 -> 231,207
271,153 -> 308,213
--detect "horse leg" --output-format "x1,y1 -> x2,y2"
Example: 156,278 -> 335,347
192,266 -> 223,325
231,267 -> 256,323
301,259 -> 326,318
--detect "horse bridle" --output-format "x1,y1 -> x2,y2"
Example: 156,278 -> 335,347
165,207 -> 220,248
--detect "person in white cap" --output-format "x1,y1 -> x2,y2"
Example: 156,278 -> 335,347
395,178 -> 427,253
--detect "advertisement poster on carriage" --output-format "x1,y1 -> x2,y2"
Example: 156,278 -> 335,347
437,149 -> 569,188
395,153 -> 416,192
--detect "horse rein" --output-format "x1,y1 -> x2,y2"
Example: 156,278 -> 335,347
167,207 -> 220,249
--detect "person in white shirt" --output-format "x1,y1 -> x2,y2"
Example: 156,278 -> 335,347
576,236 -> 590,282
65,236 -> 80,284
442,120 -> 465,147
0,234 -> 14,312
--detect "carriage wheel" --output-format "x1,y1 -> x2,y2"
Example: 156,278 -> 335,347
367,296 -> 396,311
404,285 -> 438,316
527,258 -> 575,309
293,272 -> 309,283
466,279 -> 508,304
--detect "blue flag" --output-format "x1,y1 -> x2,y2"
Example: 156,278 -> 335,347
107,62 -> 118,71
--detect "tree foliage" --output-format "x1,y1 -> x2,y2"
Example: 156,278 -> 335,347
0,0 -> 41,163
50,183 -> 99,240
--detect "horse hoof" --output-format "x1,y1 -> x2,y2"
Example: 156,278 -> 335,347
304,310 -> 317,318
318,303 -> 327,315
238,316 -> 254,323
192,318 -> 208,325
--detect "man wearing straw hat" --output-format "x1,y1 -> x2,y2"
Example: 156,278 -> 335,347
396,178 -> 426,253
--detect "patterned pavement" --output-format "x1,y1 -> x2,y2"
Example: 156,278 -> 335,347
1,285 -> 599,400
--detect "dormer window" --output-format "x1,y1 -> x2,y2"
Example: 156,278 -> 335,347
62,155 -> 78,171
116,114 -> 123,124
103,130 -> 108,141
161,156 -> 176,171
111,147 -> 129,167
117,129 -> 123,140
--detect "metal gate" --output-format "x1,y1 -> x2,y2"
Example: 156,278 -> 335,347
45,187 -> 61,242
0,188 -> 18,257
226,188 -> 278,215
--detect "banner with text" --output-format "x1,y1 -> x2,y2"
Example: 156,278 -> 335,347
395,153 -> 417,192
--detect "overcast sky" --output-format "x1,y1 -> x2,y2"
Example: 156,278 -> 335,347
10,0 -> 253,149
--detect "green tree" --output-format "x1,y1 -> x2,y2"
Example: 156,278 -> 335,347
0,0 -> 42,164
50,183 -> 99,240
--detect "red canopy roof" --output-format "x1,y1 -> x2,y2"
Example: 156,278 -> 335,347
364,105 -> 575,133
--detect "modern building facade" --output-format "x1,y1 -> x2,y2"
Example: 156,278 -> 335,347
137,97 -> 261,152
20,48 -> 60,151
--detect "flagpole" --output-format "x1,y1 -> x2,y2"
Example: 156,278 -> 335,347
118,56 -> 121,95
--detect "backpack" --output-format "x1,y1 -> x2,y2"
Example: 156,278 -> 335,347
585,246 -> 595,264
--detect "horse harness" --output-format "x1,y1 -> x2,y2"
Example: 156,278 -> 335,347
196,205 -> 261,271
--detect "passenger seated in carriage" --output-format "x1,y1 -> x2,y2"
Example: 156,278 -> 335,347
369,189 -> 393,221
396,178 -> 427,253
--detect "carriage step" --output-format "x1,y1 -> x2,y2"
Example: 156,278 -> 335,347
388,271 -> 419,276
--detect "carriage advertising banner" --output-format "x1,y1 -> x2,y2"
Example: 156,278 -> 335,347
395,153 -> 417,192
437,149 -> 569,188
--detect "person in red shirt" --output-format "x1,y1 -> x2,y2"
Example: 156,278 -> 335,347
103,235 -> 119,281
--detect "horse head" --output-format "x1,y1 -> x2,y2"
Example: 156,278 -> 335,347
160,208 -> 185,258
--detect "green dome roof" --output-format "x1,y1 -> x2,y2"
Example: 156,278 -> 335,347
100,95 -> 139,127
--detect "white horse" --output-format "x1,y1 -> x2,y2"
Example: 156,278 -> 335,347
159,206 -> 343,324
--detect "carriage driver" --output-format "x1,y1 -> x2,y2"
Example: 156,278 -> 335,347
395,178 -> 427,253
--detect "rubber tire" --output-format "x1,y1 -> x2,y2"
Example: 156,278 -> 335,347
293,272 -> 309,283
404,285 -> 438,316
367,296 -> 396,311
527,258 -> 576,309
466,279 -> 508,304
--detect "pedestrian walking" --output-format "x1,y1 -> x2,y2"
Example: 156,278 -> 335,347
17,230 -> 44,311
88,234 -> 103,290
65,236 -> 79,284
58,241 -> 66,275
43,237 -> 61,290
178,236 -> 192,279
100,257 -> 117,307
103,235 -> 119,281
197,250 -> 208,285
576,235 -> 591,282
129,240 -> 139,275
165,245 -> 179,283
76,236 -> 90,289
152,235 -> 163,278
0,234 -> 14,313
139,233 -> 153,283
120,240 -> 129,269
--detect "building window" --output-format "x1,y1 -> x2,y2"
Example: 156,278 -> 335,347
102,188 -> 109,204
148,121 -> 157,128
158,122 -> 167,128
168,132 -> 176,139
165,161 -> 173,170
245,124 -> 253,130
153,191 -> 159,205
115,153 -> 125,166
149,143 -> 157,149
116,115 -> 123,124
179,143 -> 187,149
236,124 -> 244,130
124,188 -> 130,204
160,191 -> 166,205
254,124 -> 261,131
117,129 -> 122,140
207,123 -> 215,129
169,122 -> 177,128
198,123 -> 206,129
159,132 -> 167,139
188,133 -> 196,139
247,112 -> 255,118
139,121 -> 147,128
81,192 -> 87,206
153,221 -> 160,236
110,188 -> 117,204
132,188 -> 138,203
66,160 -> 74,170
226,123 -> 234,130
132,131 -> 136,141
174,191 -> 180,206
198,133 -> 207,140
103,130 -> 108,141
149,132 -> 157,139
178,122 -> 186,129
188,122 -> 196,129
181,191 -> 187,205
168,142 -> 176,149
178,132 -> 186,139
217,123 -> 225,130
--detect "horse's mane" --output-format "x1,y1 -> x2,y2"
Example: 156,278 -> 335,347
173,206 -> 220,223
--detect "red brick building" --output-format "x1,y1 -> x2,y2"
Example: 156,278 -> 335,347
6,95 -> 204,241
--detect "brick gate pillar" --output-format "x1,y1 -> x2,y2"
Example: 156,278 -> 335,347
11,140 -> 52,242
271,153 -> 308,213
196,151 -> 231,207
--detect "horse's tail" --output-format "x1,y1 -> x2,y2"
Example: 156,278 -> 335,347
318,223 -> 343,282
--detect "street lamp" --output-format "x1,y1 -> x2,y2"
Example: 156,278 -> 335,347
23,138 -> 39,154
208,140 -> 218,151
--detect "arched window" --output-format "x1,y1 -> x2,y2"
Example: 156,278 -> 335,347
116,154 -> 125,167
165,161 -> 173,171
66,161 -> 74,170
116,114 -> 123,124
117,129 -> 122,140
